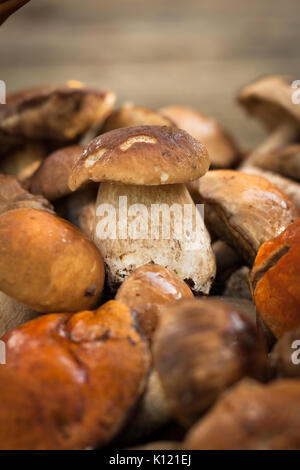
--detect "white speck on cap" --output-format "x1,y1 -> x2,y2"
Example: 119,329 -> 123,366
119,135 -> 157,151
84,148 -> 107,168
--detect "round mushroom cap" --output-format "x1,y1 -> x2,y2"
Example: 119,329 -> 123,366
116,263 -> 193,342
69,125 -> 210,190
30,145 -> 83,201
102,102 -> 174,133
250,218 -> 300,339
153,298 -> 267,427
159,105 -> 239,168
0,83 -> 116,142
0,173 -> 54,215
0,301 -> 150,450
0,208 -> 105,313
197,170 -> 300,263
183,379 -> 300,450
238,75 -> 300,131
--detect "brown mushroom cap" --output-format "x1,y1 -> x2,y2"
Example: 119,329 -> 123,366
102,102 -> 174,133
0,84 -> 116,142
69,125 -> 210,190
116,264 -> 193,342
255,144 -> 300,181
238,75 -> 300,131
153,298 -> 267,427
0,173 -> 54,215
197,170 -> 300,263
183,379 -> 300,450
0,208 -> 105,312
0,300 -> 150,450
30,145 -> 83,201
159,105 -> 239,168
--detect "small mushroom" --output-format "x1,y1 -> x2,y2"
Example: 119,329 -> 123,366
250,218 -> 300,339
69,125 -> 215,293
0,83 -> 116,143
159,105 -> 240,168
0,142 -> 48,181
238,76 -> 300,167
0,300 -> 150,450
116,263 -> 193,342
197,170 -> 299,264
0,208 -> 105,313
254,144 -> 300,181
102,102 -> 174,133
183,379 -> 300,450
153,298 -> 267,427
269,326 -> 300,379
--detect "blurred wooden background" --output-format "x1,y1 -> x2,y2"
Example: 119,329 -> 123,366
0,0 -> 299,149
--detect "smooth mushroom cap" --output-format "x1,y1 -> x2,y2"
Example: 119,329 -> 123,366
254,144 -> 300,182
238,75 -> 300,131
0,301 -> 150,450
153,298 -> 267,427
68,125 -> 210,190
0,208 -> 105,313
102,102 -> 174,133
30,145 -> 83,201
0,84 -> 116,142
183,379 -> 300,450
197,170 -> 300,263
250,218 -> 300,339
159,105 -> 239,168
116,264 -> 193,342
0,173 -> 54,215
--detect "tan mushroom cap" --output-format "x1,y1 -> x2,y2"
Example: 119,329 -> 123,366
238,75 -> 300,131
0,301 -> 150,450
30,145 -> 83,201
183,379 -> 300,450
0,83 -> 116,142
159,105 -> 239,168
102,102 -> 174,133
0,208 -> 105,313
0,173 -> 54,215
69,125 -> 210,190
197,170 -> 300,263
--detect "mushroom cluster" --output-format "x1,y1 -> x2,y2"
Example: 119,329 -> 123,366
0,77 -> 300,450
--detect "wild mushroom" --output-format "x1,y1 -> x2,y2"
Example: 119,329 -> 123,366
0,300 -> 150,450
253,144 -> 300,181
196,170 -> 299,264
102,102 -> 174,133
0,208 -> 105,313
250,218 -> 300,339
0,142 -> 48,182
159,105 -> 240,168
238,76 -> 300,167
69,125 -> 215,293
116,263 -> 193,342
183,379 -> 300,450
0,83 -> 116,143
153,298 -> 267,427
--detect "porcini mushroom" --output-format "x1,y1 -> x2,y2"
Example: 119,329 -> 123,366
183,379 -> 300,450
253,144 -> 300,181
159,105 -> 240,168
0,83 -> 116,143
153,298 -> 267,427
0,208 -> 105,312
250,218 -> 300,339
0,142 -> 48,182
0,300 -> 150,450
116,263 -> 193,342
69,125 -> 215,293
197,170 -> 300,264
102,102 -> 174,133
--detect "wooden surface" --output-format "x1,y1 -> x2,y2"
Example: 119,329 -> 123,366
0,0 -> 299,149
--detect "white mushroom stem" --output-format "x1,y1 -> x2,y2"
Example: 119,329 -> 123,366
241,122 -> 299,169
93,182 -> 216,293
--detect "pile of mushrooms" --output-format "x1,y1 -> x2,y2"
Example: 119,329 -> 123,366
0,77 -> 300,450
